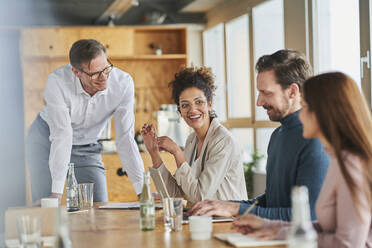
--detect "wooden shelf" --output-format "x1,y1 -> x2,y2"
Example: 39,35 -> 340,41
23,54 -> 187,61
111,54 -> 187,60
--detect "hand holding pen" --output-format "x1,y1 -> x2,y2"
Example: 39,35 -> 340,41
231,200 -> 261,232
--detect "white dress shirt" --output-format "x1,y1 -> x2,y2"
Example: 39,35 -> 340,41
40,64 -> 144,194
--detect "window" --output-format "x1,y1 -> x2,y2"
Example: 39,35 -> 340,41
313,0 -> 361,87
226,14 -> 251,119
203,24 -> 227,121
253,0 -> 285,121
202,0 -> 284,166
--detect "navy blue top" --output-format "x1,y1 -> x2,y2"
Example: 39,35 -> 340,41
238,110 -> 329,221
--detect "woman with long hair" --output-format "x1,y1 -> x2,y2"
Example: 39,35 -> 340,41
141,66 -> 247,204
232,72 -> 372,247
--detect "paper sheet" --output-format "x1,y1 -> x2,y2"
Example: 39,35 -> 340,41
98,202 -> 162,209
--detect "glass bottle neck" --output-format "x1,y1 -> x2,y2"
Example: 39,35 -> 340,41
291,187 -> 311,225
68,163 -> 75,176
144,174 -> 150,186
292,199 -> 311,224
140,172 -> 152,202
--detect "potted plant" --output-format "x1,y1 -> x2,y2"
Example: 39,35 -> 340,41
244,150 -> 264,198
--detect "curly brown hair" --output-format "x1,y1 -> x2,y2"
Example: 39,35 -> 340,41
168,66 -> 216,107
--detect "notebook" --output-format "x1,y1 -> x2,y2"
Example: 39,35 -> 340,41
182,214 -> 233,224
149,167 -> 234,224
214,233 -> 288,247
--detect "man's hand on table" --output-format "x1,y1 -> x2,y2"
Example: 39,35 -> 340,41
32,192 -> 62,206
49,193 -> 62,204
187,200 -> 240,217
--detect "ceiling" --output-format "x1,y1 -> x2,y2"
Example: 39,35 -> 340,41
0,0 -> 214,27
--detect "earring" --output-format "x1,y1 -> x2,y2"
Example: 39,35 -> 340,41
209,110 -> 217,118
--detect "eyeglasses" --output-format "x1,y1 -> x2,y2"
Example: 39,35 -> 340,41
179,99 -> 207,112
79,63 -> 113,80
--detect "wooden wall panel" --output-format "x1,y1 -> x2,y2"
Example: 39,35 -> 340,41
23,58 -> 69,129
113,59 -> 186,88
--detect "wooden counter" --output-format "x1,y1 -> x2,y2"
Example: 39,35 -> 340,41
68,204 -> 286,248
104,152 -> 177,202
61,152 -> 177,204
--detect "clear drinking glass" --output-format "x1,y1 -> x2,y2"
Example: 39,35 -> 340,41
16,215 -> 42,248
79,183 -> 94,208
162,198 -> 183,232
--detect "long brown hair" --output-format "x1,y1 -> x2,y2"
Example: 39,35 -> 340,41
303,72 -> 372,216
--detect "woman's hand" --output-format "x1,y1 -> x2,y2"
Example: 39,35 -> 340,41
157,136 -> 180,155
141,124 -> 163,168
157,136 -> 187,168
141,124 -> 159,155
232,214 -> 280,240
232,214 -> 265,234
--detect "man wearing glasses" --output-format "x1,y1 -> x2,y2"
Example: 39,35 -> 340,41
26,39 -> 144,203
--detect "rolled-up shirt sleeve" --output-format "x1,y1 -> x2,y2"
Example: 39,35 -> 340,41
44,74 -> 73,194
113,74 -> 144,194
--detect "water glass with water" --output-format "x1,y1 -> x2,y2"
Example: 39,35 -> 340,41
79,183 -> 94,208
163,197 -> 183,232
16,215 -> 42,248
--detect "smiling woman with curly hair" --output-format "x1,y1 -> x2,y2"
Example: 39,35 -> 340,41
141,66 -> 248,204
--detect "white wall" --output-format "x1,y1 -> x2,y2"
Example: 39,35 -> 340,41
0,30 -> 26,245
187,24 -> 205,67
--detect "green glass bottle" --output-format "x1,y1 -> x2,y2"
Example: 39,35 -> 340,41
139,171 -> 155,231
66,163 -> 79,212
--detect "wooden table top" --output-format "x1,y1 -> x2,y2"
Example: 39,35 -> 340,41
68,203 -> 286,248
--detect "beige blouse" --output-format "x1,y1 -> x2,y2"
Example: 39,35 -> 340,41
156,118 -> 248,204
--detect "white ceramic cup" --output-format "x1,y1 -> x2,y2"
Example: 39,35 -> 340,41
41,198 -> 59,208
189,216 -> 212,240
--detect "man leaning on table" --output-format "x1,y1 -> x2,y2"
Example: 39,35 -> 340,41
188,50 -> 330,221
26,39 -> 144,203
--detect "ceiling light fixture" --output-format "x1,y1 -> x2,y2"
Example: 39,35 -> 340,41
97,0 -> 139,25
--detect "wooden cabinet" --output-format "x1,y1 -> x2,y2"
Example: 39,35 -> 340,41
134,27 -> 187,55
21,28 -> 79,57
80,27 -> 134,56
20,26 -> 188,201
21,26 -> 187,130
104,152 -> 177,202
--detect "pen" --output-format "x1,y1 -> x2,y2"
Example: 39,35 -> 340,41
241,200 -> 259,216
231,200 -> 259,229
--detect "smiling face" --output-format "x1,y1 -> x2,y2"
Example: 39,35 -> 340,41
178,87 -> 212,132
72,51 -> 111,96
256,70 -> 297,121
